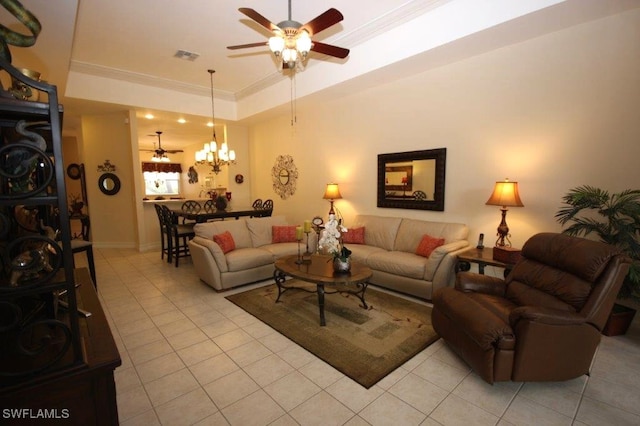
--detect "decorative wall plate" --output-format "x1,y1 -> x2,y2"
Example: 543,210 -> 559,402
271,155 -> 298,200
235,174 -> 244,184
188,166 -> 198,184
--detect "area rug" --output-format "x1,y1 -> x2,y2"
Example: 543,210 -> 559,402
225,282 -> 439,388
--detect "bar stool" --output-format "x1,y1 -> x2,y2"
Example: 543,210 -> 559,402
70,216 -> 96,287
161,205 -> 195,267
154,204 -> 170,260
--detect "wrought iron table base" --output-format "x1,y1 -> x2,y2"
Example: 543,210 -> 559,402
273,270 -> 369,326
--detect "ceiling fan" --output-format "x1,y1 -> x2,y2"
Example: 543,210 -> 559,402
227,0 -> 349,70
142,131 -> 183,162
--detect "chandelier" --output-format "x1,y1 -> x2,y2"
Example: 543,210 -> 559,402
194,69 -> 236,174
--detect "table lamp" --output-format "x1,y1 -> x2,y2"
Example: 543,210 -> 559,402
323,183 -> 342,215
485,178 -> 524,247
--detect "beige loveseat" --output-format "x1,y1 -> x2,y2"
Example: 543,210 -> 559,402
188,216 -> 311,291
345,215 -> 470,300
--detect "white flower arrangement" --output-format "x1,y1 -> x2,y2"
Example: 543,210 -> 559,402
318,213 -> 351,260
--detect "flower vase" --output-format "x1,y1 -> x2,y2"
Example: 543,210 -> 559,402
333,257 -> 351,273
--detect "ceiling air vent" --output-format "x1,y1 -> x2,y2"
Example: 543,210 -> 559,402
174,50 -> 200,61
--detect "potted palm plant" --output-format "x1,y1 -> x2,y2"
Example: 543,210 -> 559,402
555,186 -> 640,335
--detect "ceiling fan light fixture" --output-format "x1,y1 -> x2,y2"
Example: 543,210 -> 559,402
296,31 -> 311,55
283,48 -> 297,63
151,152 -> 170,163
269,36 -> 285,55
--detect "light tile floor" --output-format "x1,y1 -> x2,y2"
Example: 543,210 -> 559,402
84,248 -> 640,425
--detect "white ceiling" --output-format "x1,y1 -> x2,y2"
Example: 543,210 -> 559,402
3,0 -> 639,150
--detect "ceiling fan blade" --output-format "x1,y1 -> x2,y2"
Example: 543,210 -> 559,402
311,42 -> 349,59
227,41 -> 268,50
301,8 -> 343,36
166,150 -> 184,154
238,8 -> 280,32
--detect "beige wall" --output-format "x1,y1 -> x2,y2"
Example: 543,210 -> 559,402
248,9 -> 640,249
80,112 -> 138,248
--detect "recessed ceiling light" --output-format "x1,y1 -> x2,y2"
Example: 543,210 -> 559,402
145,113 -> 154,119
207,121 -> 213,127
177,118 -> 186,124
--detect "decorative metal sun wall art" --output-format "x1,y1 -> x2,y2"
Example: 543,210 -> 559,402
271,154 -> 298,199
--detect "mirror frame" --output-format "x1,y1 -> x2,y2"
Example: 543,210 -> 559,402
377,148 -> 446,211
66,163 -> 81,180
98,172 -> 121,196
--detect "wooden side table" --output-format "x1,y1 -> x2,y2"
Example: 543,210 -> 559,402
456,247 -> 518,276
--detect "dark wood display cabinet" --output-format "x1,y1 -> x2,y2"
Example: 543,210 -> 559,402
0,59 -> 120,424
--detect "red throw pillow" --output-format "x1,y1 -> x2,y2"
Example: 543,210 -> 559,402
213,231 -> 236,254
342,227 -> 365,244
272,225 -> 298,243
416,234 -> 445,258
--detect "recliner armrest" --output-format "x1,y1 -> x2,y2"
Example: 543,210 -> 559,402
456,271 -> 506,296
509,306 -> 586,326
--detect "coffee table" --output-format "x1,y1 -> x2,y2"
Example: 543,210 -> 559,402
273,254 -> 373,326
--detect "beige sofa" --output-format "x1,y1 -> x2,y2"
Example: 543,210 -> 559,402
189,214 -> 469,300
188,216 -> 312,291
345,215 -> 470,300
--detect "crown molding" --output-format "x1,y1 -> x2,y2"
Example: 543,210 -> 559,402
68,60 -> 236,101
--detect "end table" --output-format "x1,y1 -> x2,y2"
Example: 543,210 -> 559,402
456,247 -> 518,277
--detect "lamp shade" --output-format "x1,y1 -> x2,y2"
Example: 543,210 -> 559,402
486,179 -> 524,207
323,183 -> 342,200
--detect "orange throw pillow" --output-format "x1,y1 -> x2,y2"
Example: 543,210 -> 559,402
272,225 -> 298,243
342,227 -> 365,244
213,231 -> 236,254
416,234 -> 445,258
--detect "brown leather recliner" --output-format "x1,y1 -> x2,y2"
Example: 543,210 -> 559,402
431,232 -> 631,384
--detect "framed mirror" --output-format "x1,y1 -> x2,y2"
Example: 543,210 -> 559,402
98,172 -> 121,196
377,148 -> 446,211
66,163 -> 81,180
